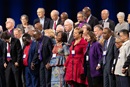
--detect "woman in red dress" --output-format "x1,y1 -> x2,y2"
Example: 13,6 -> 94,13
65,27 -> 88,87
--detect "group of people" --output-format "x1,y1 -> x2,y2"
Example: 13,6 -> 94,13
0,6 -> 130,87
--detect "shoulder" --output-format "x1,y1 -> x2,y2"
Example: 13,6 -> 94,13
45,17 -> 51,21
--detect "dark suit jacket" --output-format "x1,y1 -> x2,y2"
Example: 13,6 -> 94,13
34,17 -> 51,30
3,38 -> 23,65
103,36 -> 117,74
32,36 -> 53,66
88,15 -> 99,30
49,18 -> 61,29
99,19 -> 115,31
67,30 -> 74,45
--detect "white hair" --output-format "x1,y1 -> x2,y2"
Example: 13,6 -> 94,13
6,18 -> 15,28
51,10 -> 59,16
64,19 -> 73,26
117,12 -> 125,18
56,24 -> 64,32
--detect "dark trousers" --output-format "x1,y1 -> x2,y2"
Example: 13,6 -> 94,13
103,68 -> 116,87
116,75 -> 130,87
5,62 -> 22,87
39,62 -> 51,87
86,65 -> 103,87
0,65 -> 6,87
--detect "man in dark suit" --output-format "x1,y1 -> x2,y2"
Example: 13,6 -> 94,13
50,10 -> 61,30
32,30 -> 53,87
34,8 -> 51,30
99,9 -> 115,31
5,18 -> 15,37
64,19 -> 74,45
97,27 -> 116,87
22,33 -> 39,87
0,39 -> 6,87
1,31 -> 23,87
82,6 -> 99,30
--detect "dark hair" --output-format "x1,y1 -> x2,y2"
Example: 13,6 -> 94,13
87,31 -> 97,42
21,14 -> 29,21
22,33 -> 31,41
57,31 -> 67,43
75,27 -> 83,34
1,31 -> 11,40
83,23 -> 92,31
119,29 -> 129,37
103,27 -> 112,33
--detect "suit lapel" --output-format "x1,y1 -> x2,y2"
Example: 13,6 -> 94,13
106,37 -> 114,55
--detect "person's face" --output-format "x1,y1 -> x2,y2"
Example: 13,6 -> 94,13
37,9 -> 45,18
82,9 -> 90,18
51,13 -> 58,21
115,39 -> 122,48
56,32 -> 62,42
33,34 -> 41,41
127,15 -> 130,24
82,26 -> 89,38
73,29 -> 81,40
5,39 -> 10,43
94,27 -> 101,37
102,29 -> 110,40
86,34 -> 91,42
77,13 -> 84,22
119,32 -> 126,42
14,30 -> 21,39
34,23 -> 42,31
60,14 -> 66,22
101,10 -> 109,20
117,16 -> 124,23
64,22 -> 72,32
5,20 -> 13,29
21,16 -> 28,24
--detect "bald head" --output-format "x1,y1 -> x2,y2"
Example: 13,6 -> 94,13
50,10 -> 59,21
37,8 -> 45,18
60,12 -> 68,22
82,6 -> 91,18
101,9 -> 109,20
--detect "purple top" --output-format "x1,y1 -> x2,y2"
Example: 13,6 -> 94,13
88,41 -> 103,77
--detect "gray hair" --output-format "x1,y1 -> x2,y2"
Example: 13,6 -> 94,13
56,24 -> 64,32
117,12 -> 125,18
64,19 -> 73,26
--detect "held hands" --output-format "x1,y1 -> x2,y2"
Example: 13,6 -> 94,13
14,62 -> 19,67
96,64 -> 101,70
45,63 -> 51,70
122,68 -> 128,74
31,62 -> 35,70
4,63 -> 7,68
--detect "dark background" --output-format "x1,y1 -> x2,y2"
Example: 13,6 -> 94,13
0,0 -> 130,30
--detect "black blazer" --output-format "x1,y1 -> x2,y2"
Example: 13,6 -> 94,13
32,36 -> 53,65
88,15 -> 99,30
99,19 -> 115,31
0,39 -> 4,66
67,30 -> 74,45
49,18 -> 62,29
3,38 -> 23,65
34,17 -> 51,30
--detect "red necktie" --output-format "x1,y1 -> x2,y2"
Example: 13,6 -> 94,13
7,43 -> 11,62
54,21 -> 56,30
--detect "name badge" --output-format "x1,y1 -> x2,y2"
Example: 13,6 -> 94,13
72,50 -> 75,55
86,55 -> 89,61
103,51 -> 107,56
23,54 -> 26,59
113,59 -> 116,64
7,53 -> 11,58
52,54 -> 56,58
